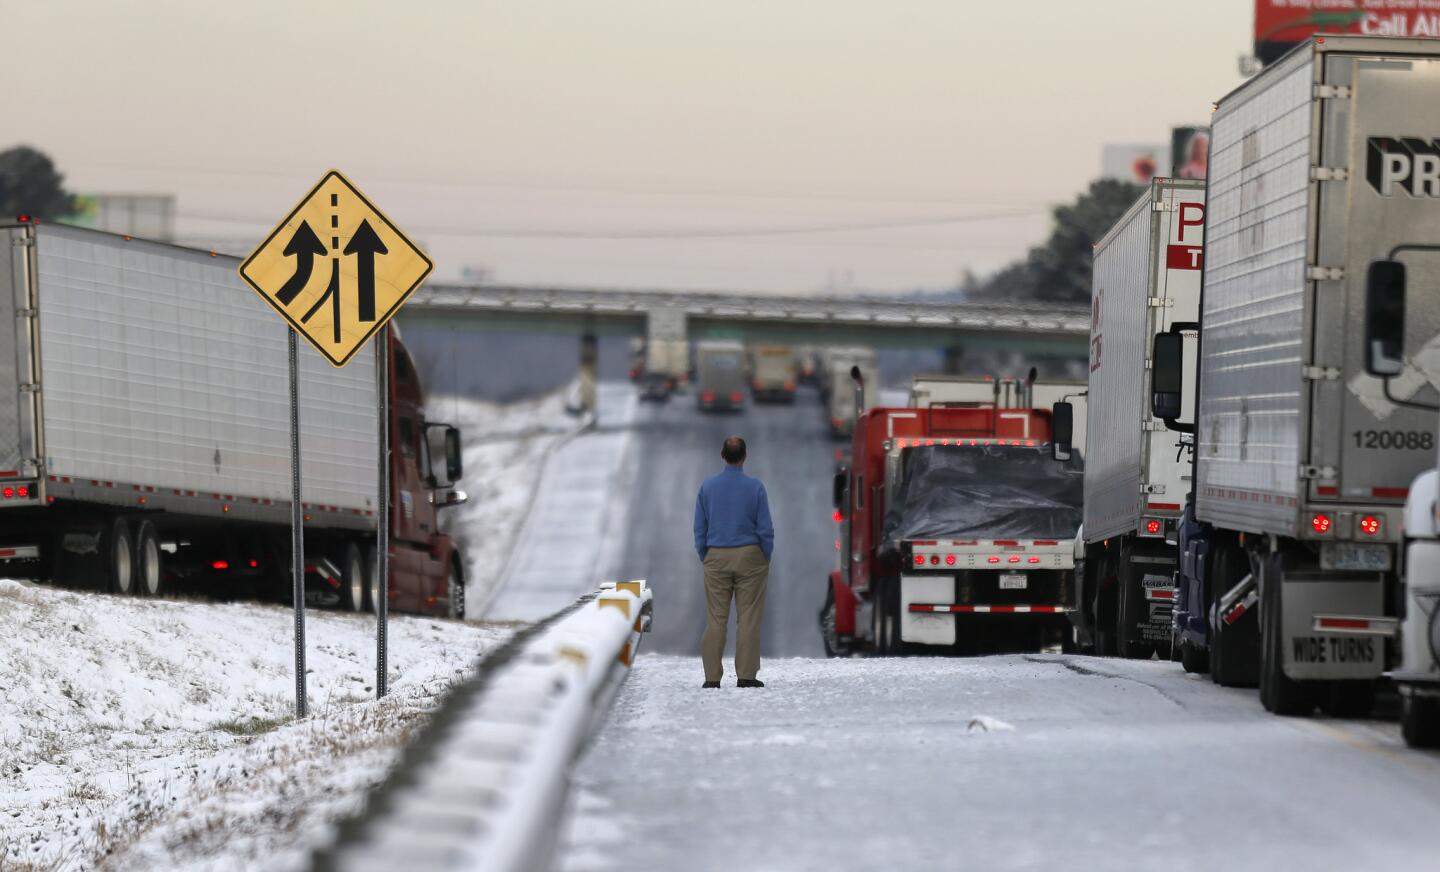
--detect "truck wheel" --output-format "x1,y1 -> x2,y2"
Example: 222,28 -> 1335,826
103,517 -> 136,596
1259,552 -> 1312,716
338,542 -> 365,612
1180,637 -> 1208,674
820,584 -> 844,657
1092,553 -> 1117,657
872,580 -> 898,656
1317,681 -> 1375,718
362,544 -> 379,613
1401,694 -> 1440,748
1208,542 -> 1254,687
134,520 -> 164,598
447,560 -> 465,620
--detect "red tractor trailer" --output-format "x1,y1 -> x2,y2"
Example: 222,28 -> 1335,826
0,222 -> 467,617
820,400 -> 1084,655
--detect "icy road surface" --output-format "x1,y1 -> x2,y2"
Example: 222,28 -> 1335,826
562,654 -> 1440,871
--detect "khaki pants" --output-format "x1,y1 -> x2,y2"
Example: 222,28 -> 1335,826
701,545 -> 769,682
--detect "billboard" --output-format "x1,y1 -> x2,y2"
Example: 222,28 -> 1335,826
1171,126 -> 1210,181
1101,144 -> 1169,185
1255,1 -> 1440,65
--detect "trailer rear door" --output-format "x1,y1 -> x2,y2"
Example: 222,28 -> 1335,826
1316,53 -> 1440,505
0,227 -> 39,482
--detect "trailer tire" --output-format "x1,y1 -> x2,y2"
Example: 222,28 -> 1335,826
1401,694 -> 1440,748
103,517 -> 136,596
447,559 -> 465,620
820,583 -> 845,658
1208,541 -> 1255,688
872,579 -> 899,656
1092,552 -> 1117,657
338,542 -> 365,613
1259,551 -> 1313,716
134,520 -> 164,598
1180,637 -> 1208,674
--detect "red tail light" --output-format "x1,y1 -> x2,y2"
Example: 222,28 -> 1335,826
1028,556 -> 1041,564
913,554 -> 926,566
1008,555 -> 1021,564
1359,515 -> 1381,536
17,486 -> 28,498
987,556 -> 1001,564
701,390 -> 716,402
1311,513 -> 1332,535
1145,519 -> 1161,535
249,559 -> 259,568
832,510 -> 843,523
730,391 -> 743,403
784,381 -> 796,392
945,554 -> 957,566
834,539 -> 841,551
930,555 -> 940,565
1,487 -> 12,498
212,560 -> 230,570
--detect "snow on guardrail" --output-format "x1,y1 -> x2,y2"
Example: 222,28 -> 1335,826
311,580 -> 653,872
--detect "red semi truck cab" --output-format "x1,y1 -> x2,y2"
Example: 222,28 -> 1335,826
822,405 -> 1084,655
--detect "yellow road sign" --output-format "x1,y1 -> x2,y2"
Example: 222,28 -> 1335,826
239,170 -> 433,367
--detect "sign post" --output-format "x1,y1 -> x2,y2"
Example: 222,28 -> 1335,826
238,170 -> 433,714
375,327 -> 390,698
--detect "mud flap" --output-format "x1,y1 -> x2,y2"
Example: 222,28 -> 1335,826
1281,572 -> 1385,681
900,574 -> 956,647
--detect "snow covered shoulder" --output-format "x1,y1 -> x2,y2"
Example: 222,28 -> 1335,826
0,579 -> 508,871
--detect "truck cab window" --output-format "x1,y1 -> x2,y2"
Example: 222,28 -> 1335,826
398,417 -> 416,458
395,352 -> 413,385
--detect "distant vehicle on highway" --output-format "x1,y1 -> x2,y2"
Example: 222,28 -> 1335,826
821,347 -> 878,438
748,344 -> 798,403
0,221 -> 468,618
695,340 -> 747,412
823,400 -> 1080,656
638,338 -> 689,402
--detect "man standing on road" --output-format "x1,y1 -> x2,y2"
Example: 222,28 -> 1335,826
693,436 -> 774,688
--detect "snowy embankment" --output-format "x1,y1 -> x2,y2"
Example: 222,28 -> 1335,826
0,582 -> 507,871
431,388 -> 582,612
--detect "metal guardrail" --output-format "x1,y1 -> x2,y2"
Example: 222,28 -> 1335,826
311,580 -> 654,872
409,283 -> 1091,337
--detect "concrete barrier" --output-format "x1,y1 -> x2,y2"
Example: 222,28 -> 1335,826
312,580 -> 653,872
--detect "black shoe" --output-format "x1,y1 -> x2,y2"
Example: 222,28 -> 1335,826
737,679 -> 765,688
702,681 -> 721,688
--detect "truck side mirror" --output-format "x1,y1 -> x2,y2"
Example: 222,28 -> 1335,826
1151,332 -> 1184,421
1365,260 -> 1406,377
832,469 -> 848,511
444,426 -> 463,484
1051,401 -> 1073,462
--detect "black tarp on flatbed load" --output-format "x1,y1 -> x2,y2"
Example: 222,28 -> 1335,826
881,444 -> 1083,550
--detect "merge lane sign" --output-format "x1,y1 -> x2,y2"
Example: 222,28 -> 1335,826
239,170 -> 433,367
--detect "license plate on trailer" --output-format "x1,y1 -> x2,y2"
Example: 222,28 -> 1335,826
999,574 -> 1027,590
1320,542 -> 1391,572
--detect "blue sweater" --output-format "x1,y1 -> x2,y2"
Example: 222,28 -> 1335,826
693,466 -> 774,561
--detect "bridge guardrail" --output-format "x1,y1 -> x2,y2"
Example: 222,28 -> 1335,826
311,580 -> 654,872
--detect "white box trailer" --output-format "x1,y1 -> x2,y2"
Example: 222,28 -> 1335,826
1072,178 -> 1204,658
0,222 -> 468,616
1166,36 -> 1440,715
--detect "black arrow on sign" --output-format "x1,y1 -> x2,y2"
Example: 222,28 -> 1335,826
275,220 -> 326,306
343,219 -> 388,322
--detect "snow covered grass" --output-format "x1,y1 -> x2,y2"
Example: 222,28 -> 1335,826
430,388 -> 582,614
0,579 -> 509,871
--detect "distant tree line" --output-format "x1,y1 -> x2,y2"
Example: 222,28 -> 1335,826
962,178 -> 1145,306
0,145 -> 77,220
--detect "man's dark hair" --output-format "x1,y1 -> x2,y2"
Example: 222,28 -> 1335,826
721,436 -> 747,465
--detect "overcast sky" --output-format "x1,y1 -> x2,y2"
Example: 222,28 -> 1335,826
4,0 -> 1251,294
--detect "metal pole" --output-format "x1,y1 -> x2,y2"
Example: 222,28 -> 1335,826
288,328 -> 307,719
376,326 -> 390,699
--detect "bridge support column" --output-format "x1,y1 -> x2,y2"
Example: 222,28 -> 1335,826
943,344 -> 965,375
579,331 -> 598,422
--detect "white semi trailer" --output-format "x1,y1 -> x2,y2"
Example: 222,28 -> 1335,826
1057,178 -> 1204,659
1158,36 -> 1440,716
0,221 -> 467,616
